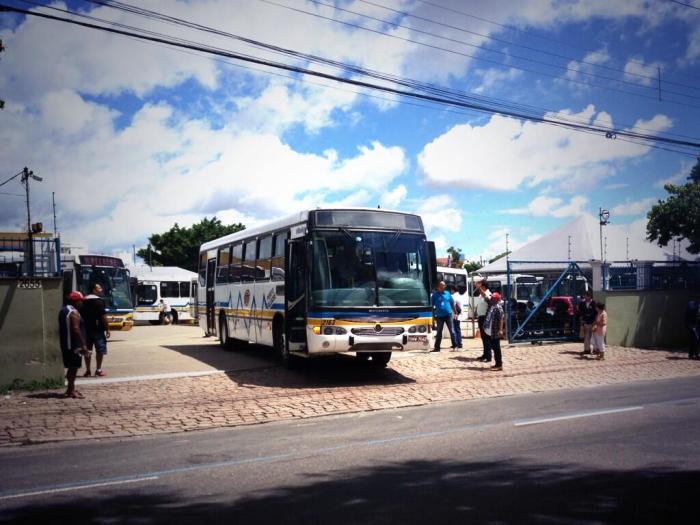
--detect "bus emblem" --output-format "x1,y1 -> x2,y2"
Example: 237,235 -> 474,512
375,324 -> 382,333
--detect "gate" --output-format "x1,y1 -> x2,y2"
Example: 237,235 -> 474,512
505,260 -> 586,344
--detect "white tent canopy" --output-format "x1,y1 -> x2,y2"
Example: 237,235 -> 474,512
478,214 -> 691,274
127,264 -> 197,281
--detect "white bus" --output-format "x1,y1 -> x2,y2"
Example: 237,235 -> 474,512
130,265 -> 198,324
197,208 -> 438,367
61,254 -> 134,330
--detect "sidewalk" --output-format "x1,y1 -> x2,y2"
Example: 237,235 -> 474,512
2,342 -> 699,446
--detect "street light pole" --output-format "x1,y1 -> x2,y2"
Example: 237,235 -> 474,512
20,167 -> 43,276
599,207 -> 610,261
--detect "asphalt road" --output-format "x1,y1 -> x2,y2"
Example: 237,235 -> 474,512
1,376 -> 699,524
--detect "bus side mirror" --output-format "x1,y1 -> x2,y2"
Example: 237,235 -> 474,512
426,241 -> 437,289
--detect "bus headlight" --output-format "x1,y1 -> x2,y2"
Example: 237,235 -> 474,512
335,327 -> 347,335
323,326 -> 334,335
408,326 -> 417,333
418,325 -> 427,333
313,326 -> 321,335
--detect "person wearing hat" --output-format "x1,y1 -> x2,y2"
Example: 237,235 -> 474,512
483,292 -> 505,371
58,291 -> 89,398
475,278 -> 493,362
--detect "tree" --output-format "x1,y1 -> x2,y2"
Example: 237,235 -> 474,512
463,260 -> 482,273
647,158 -> 700,254
446,246 -> 464,268
137,217 -> 245,272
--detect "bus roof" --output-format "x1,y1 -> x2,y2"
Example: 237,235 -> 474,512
127,265 -> 198,281
199,207 -> 421,252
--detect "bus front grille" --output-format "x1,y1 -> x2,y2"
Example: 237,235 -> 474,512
351,327 -> 405,336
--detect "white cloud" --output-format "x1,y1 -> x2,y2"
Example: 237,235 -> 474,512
418,105 -> 672,192
611,197 -> 656,216
501,194 -> 588,218
623,57 -> 663,86
473,68 -> 522,94
380,184 -> 408,209
654,160 -> 694,188
416,194 -> 462,235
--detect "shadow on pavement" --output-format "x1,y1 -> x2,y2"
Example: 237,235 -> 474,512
164,342 -> 416,389
1,459 -> 694,524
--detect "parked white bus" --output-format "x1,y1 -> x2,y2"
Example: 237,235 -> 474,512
197,208 -> 438,367
129,265 -> 198,324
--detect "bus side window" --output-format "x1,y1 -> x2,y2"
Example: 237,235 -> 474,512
257,235 -> 272,281
198,252 -> 207,287
161,281 -> 179,298
271,233 -> 286,282
216,244 -> 230,285
230,243 -> 243,283
242,239 -> 257,283
179,281 -> 189,298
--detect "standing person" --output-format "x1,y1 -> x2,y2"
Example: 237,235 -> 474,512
578,291 -> 597,356
592,302 -> 608,360
82,283 -> 111,377
475,278 -> 492,362
58,291 -> 89,398
684,296 -> 699,360
451,285 -> 464,350
159,299 -> 173,325
431,281 -> 458,352
483,292 -> 505,371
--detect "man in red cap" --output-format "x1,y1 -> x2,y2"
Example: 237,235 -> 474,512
58,291 -> 89,398
483,292 -> 505,371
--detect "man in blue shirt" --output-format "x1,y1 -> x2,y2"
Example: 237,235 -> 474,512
431,281 -> 458,352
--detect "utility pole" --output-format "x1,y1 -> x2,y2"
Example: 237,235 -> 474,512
567,235 -> 572,260
599,207 -> 610,261
20,167 -> 43,276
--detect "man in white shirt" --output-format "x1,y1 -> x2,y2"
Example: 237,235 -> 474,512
474,278 -> 493,362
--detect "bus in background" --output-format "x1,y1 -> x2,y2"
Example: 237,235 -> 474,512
129,265 -> 198,324
436,266 -> 468,293
476,274 -> 542,305
198,208 -> 437,368
61,254 -> 134,331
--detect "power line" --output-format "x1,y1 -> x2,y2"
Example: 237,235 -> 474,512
0,170 -> 24,188
668,0 -> 700,11
417,0 -> 700,83
257,0 -> 700,109
3,3 -> 700,153
350,0 -> 700,94
72,0 -> 700,143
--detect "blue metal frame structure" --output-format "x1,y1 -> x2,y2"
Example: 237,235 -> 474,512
506,260 -> 584,344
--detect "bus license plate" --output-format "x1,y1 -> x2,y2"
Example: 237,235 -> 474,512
408,335 -> 427,342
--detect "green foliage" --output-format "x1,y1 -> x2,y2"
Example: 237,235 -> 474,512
1,377 -> 65,395
446,246 -> 463,268
647,159 -> 700,254
488,250 -> 511,264
137,217 -> 245,272
463,260 -> 482,273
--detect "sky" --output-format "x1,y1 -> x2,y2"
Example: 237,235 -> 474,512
1,0 -> 699,265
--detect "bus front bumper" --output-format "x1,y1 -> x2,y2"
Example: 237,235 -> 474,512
306,325 -> 433,355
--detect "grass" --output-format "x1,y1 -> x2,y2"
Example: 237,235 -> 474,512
0,377 -> 65,395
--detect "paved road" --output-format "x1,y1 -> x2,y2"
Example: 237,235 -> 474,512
1,376 -> 698,524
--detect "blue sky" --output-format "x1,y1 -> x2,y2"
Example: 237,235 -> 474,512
1,0 -> 699,264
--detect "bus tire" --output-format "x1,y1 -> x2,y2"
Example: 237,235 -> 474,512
370,352 -> 391,368
219,314 -> 233,350
171,311 -> 178,325
274,320 -> 294,369
356,353 -> 371,362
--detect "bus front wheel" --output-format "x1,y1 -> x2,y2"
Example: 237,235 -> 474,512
219,316 -> 233,350
274,323 -> 294,369
371,352 -> 391,368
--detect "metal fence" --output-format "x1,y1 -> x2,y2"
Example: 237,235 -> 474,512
604,261 -> 700,292
0,237 -> 61,277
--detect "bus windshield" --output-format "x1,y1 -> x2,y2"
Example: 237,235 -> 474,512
81,266 -> 133,310
311,231 -> 430,308
136,284 -> 157,306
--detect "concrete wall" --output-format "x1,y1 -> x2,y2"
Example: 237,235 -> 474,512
0,277 -> 64,386
597,289 -> 693,349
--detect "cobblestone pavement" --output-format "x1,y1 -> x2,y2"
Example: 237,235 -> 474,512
2,343 -> 699,446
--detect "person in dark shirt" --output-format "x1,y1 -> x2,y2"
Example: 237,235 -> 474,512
81,283 -> 111,377
58,291 -> 88,398
578,291 -> 597,355
685,297 -> 700,360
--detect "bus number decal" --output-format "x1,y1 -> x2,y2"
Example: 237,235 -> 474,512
321,319 -> 336,326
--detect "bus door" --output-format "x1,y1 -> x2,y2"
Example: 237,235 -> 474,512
206,258 -> 217,335
285,239 -> 307,351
